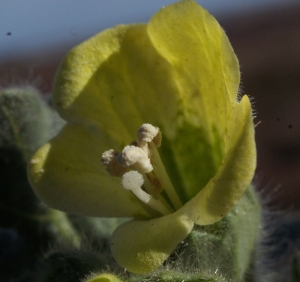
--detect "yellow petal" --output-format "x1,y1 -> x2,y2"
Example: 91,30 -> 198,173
147,0 -> 241,201
110,210 -> 193,274
28,123 -> 152,218
182,95 -> 256,225
52,23 -> 180,144
148,0 -> 239,111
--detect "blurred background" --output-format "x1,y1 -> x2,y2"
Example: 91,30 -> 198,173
1,0 -> 300,211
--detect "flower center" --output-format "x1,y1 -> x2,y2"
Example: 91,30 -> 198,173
101,123 -> 182,216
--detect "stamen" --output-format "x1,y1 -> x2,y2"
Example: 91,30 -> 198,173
146,171 -> 163,194
101,149 -> 128,177
138,124 -> 162,148
118,145 -> 153,173
141,173 -> 156,195
101,123 -> 182,214
121,171 -> 171,216
148,141 -> 183,210
142,173 -> 174,212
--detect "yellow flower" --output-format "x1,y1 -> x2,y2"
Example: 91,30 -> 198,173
28,0 -> 256,274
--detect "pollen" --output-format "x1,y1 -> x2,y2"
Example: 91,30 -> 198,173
118,145 -> 153,173
137,123 -> 162,148
101,149 -> 128,177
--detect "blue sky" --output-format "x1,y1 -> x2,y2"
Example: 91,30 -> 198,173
1,0 -> 298,60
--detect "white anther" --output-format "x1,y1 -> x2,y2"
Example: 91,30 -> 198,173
101,149 -> 128,177
118,145 -> 153,173
138,124 -> 162,148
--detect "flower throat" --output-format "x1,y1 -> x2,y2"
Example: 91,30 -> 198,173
101,124 -> 182,216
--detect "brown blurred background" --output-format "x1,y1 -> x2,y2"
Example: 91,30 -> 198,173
1,3 -> 300,211
224,5 -> 300,211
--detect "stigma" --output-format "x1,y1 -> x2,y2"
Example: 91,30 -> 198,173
101,124 -> 182,215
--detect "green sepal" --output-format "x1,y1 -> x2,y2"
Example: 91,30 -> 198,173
176,186 -> 260,281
